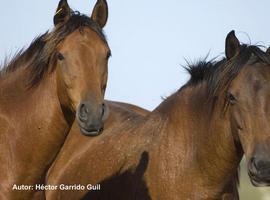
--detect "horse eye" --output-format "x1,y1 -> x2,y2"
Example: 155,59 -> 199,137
57,53 -> 65,61
106,51 -> 111,60
227,92 -> 237,104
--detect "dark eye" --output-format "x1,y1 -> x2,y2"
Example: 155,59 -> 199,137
106,51 -> 111,60
57,52 -> 65,61
227,92 -> 237,104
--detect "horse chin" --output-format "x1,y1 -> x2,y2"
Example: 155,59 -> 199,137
79,127 -> 103,137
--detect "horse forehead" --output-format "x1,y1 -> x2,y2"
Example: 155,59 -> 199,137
234,64 -> 269,83
65,27 -> 106,47
246,64 -> 270,82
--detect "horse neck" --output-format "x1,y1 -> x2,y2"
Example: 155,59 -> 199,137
153,82 -> 242,193
0,66 -> 71,195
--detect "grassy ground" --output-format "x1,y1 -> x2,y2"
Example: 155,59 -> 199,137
239,159 -> 270,200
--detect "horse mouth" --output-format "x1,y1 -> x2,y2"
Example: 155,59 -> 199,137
249,171 -> 270,187
79,127 -> 103,137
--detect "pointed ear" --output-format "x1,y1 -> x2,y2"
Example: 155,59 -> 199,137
91,0 -> 108,28
225,30 -> 240,60
54,0 -> 72,26
266,47 -> 270,55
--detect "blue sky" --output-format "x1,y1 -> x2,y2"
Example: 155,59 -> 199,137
0,0 -> 270,110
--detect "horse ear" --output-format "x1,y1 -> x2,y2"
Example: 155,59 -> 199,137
266,47 -> 270,55
54,0 -> 72,26
91,0 -> 108,28
225,30 -> 240,60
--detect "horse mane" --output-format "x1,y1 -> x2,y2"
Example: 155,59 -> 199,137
184,59 -> 221,85
0,12 -> 107,87
184,45 -> 270,98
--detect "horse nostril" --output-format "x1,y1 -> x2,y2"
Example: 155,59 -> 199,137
252,157 -> 270,173
79,103 -> 89,122
251,157 -> 263,172
253,159 -> 259,170
249,157 -> 258,173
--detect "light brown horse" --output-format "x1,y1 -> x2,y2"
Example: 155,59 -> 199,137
0,0 -> 110,199
46,31 -> 270,200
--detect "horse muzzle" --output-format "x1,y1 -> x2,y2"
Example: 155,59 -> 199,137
248,157 -> 270,187
76,102 -> 108,136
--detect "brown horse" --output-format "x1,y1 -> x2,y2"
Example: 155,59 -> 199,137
47,101 -> 238,200
0,0 -> 110,199
46,31 -> 270,200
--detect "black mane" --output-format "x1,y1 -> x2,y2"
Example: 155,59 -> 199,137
185,59 -> 221,85
185,45 -> 270,97
0,12 -> 107,87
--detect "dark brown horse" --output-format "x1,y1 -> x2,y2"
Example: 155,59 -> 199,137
46,31 -> 270,200
0,0 -> 110,199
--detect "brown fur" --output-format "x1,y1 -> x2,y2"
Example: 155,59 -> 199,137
0,1 -> 109,199
46,83 -> 240,200
46,33 -> 270,200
